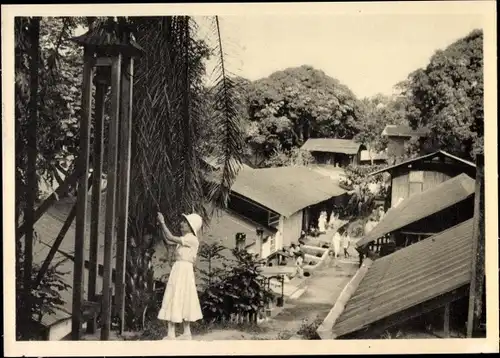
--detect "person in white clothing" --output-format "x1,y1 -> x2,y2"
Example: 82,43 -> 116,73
331,231 -> 342,258
157,212 -> 203,340
342,232 -> 351,258
318,211 -> 327,233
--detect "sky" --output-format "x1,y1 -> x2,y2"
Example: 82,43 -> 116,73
196,14 -> 484,99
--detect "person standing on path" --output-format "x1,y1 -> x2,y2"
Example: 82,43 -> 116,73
331,230 -> 342,258
318,211 -> 327,233
342,232 -> 351,258
156,212 -> 203,340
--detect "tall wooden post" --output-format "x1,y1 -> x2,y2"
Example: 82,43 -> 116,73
467,154 -> 484,337
115,57 -> 134,334
71,49 -> 95,340
443,303 -> 450,337
101,54 -> 122,340
86,72 -> 108,334
22,17 -> 40,335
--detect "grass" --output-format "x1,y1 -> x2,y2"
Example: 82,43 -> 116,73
139,318 -> 271,340
296,315 -> 323,340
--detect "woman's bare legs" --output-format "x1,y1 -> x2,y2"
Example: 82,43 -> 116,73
181,321 -> 192,338
167,321 -> 176,339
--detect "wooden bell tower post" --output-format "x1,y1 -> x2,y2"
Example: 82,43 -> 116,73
70,17 -> 143,341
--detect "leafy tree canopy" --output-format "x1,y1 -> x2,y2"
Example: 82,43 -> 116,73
354,93 -> 408,154
243,65 -> 363,163
400,29 -> 484,161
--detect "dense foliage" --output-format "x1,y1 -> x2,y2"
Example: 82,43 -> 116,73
340,164 -> 388,219
198,248 -> 274,323
15,17 -> 85,205
242,65 -> 363,165
16,241 -> 72,339
15,16 -> 87,340
354,94 -> 407,155
263,147 -> 315,168
401,29 -> 484,161
197,241 -> 227,286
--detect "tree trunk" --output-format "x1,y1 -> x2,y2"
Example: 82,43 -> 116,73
22,16 -> 40,338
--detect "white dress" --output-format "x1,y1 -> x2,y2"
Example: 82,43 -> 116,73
157,233 -> 203,323
318,213 -> 327,232
328,211 -> 336,228
332,232 -> 342,258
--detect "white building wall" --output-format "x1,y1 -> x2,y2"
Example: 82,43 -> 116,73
282,210 -> 303,247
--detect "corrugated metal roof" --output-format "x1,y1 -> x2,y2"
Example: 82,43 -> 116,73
381,124 -> 429,137
328,219 -> 473,338
301,138 -> 363,155
369,150 -> 476,176
231,166 -> 347,217
356,173 -> 475,248
309,165 -> 346,181
360,150 -> 388,162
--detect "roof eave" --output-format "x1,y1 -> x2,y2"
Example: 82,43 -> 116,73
355,190 -> 475,249
367,150 -> 476,177
317,258 -> 374,339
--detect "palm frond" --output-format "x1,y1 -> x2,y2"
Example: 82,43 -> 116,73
205,16 -> 245,210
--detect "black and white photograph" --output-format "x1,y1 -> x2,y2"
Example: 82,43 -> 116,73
2,1 -> 498,356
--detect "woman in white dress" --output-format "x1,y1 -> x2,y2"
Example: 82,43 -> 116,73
331,231 -> 342,258
156,212 -> 203,340
318,211 -> 327,233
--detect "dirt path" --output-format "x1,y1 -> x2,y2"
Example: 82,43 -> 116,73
194,256 -> 358,341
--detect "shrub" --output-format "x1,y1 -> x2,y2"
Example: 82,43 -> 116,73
16,231 -> 72,340
197,241 -> 227,287
297,315 -> 323,340
340,164 -> 388,219
199,247 -> 274,323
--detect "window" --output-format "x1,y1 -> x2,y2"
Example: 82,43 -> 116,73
409,170 -> 424,196
409,170 -> 424,182
270,235 -> 276,253
228,194 -> 268,227
268,212 -> 280,227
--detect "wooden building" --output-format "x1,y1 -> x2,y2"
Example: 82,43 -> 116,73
318,219 -> 477,339
204,166 -> 346,260
319,153 -> 485,340
300,138 -> 366,167
381,124 -> 429,158
356,173 -> 475,257
369,150 -> 476,208
359,149 -> 388,165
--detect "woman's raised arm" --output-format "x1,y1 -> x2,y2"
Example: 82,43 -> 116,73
157,212 -> 183,245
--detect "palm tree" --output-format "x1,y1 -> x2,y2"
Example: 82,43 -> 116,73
121,16 -> 245,330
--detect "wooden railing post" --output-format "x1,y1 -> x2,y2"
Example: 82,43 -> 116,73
22,17 -> 41,333
71,49 -> 95,340
466,154 -> 485,337
115,57 -> 134,334
101,54 -> 122,341
87,73 -> 107,334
